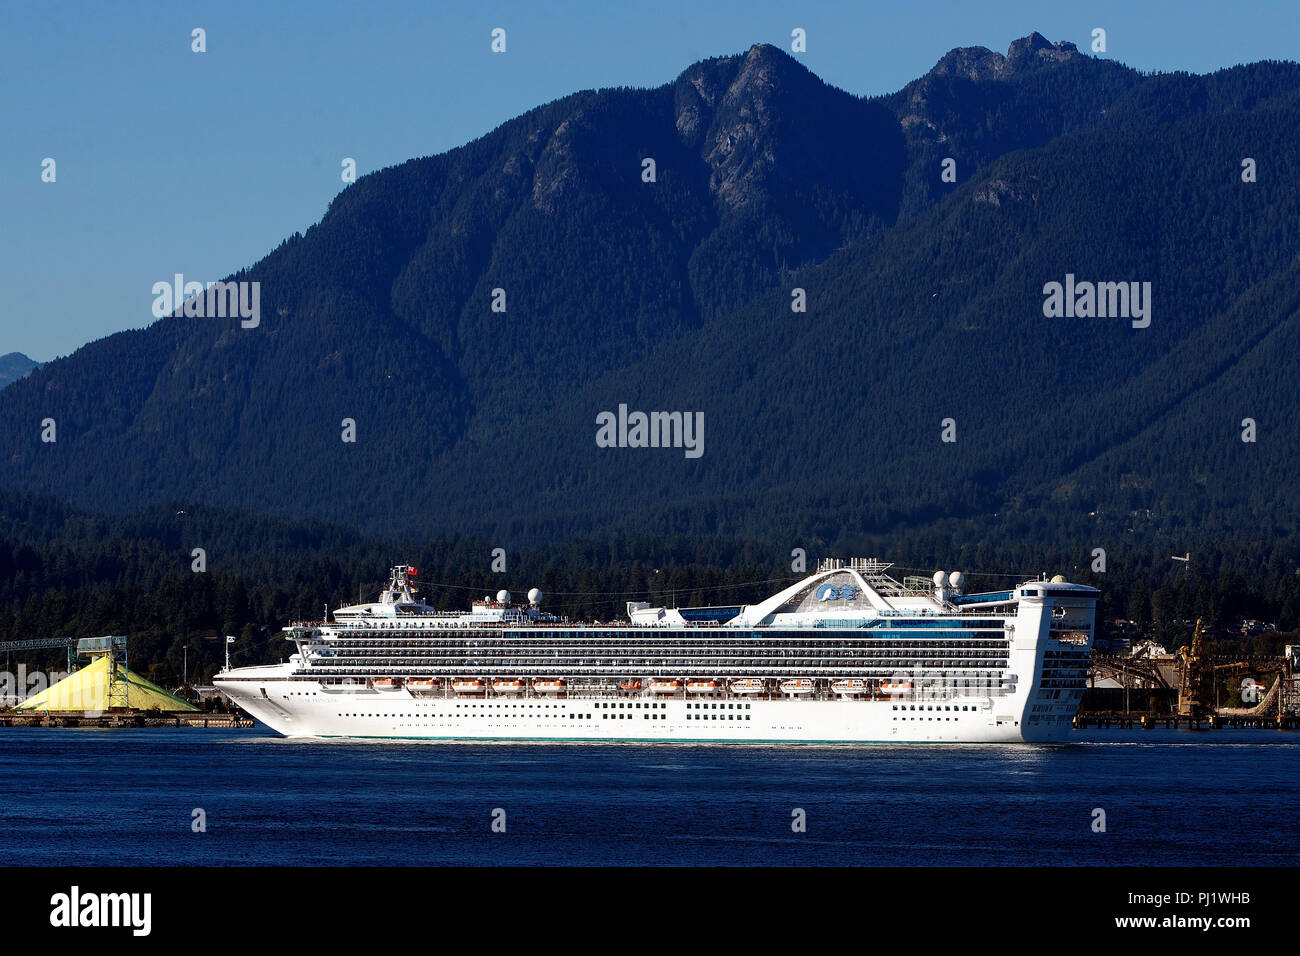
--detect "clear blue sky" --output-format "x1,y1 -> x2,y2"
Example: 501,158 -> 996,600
3,0 -> 1297,360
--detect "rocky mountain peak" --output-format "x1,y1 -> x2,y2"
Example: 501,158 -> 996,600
674,43 -> 813,131
673,42 -> 857,207
929,32 -> 1081,83
1007,31 -> 1079,69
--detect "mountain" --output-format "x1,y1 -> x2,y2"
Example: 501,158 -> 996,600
2,35 -> 1299,545
0,353 -> 40,389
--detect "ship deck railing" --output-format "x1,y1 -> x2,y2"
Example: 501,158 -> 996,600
298,683 -> 1012,704
305,671 -> 1014,683
284,613 -> 1013,634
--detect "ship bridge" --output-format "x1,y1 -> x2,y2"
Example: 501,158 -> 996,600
331,565 -> 439,620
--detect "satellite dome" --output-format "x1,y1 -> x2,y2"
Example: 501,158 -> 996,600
1051,574 -> 1066,583
948,571 -> 965,589
932,571 -> 946,587
496,589 -> 511,604
527,588 -> 542,606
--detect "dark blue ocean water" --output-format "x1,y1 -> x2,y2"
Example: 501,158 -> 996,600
1,726 -> 1296,866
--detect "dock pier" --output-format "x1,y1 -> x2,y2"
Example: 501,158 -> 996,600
1073,711 -> 1299,730
0,710 -> 255,729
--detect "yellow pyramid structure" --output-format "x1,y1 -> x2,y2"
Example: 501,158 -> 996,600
15,656 -> 199,713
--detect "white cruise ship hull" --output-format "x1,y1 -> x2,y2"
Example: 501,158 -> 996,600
215,667 -> 1073,743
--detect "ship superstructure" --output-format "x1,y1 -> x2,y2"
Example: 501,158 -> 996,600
214,559 -> 1098,742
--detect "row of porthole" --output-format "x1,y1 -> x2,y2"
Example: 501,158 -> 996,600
604,713 -> 666,720
336,712 -> 593,719
891,704 -> 977,711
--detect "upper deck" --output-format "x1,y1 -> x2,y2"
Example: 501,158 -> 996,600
286,559 -> 1096,637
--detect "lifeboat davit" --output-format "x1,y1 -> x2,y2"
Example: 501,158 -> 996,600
779,678 -> 815,696
452,679 -> 486,695
492,679 -> 526,695
831,679 -> 868,697
686,680 -> 721,695
729,678 -> 765,695
533,679 -> 566,695
374,677 -> 403,690
880,680 -> 914,695
618,679 -> 643,692
649,679 -> 682,695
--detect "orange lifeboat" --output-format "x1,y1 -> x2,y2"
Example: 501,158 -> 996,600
880,680 -> 914,695
452,679 -> 486,696
407,679 -> 438,693
649,679 -> 682,695
374,677 -> 403,690
492,679 -> 526,695
686,679 -> 721,695
779,678 -> 815,696
532,679 -> 566,695
831,679 -> 868,697
729,678 -> 765,695
618,679 -> 643,692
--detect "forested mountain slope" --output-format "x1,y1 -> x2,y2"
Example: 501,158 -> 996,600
2,36 -> 1297,544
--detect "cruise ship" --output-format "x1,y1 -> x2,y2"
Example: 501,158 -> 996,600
214,559 -> 1097,743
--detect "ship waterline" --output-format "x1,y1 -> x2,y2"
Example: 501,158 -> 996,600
214,559 -> 1098,743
